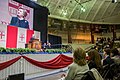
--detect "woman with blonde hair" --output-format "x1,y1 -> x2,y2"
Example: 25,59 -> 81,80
63,47 -> 89,80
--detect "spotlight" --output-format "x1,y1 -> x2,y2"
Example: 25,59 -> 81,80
31,0 -> 37,2
112,0 -> 117,3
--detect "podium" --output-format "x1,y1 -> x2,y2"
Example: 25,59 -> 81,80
27,39 -> 41,50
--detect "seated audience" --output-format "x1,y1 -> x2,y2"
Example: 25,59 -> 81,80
102,48 -> 114,66
42,41 -> 51,49
111,48 -> 120,65
61,47 -> 89,80
43,42 -> 47,49
47,42 -> 51,49
87,49 -> 102,72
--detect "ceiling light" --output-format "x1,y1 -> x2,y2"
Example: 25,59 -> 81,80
81,7 -> 85,12
112,0 -> 117,3
62,9 -> 67,16
31,0 -> 37,2
63,12 -> 67,16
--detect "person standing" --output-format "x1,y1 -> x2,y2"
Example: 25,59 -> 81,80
10,8 -> 29,29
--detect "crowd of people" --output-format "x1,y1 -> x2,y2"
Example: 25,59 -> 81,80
42,41 -> 51,49
95,37 -> 120,52
58,37 -> 120,80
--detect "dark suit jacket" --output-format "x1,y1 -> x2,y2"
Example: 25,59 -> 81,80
10,17 -> 29,29
103,56 -> 114,66
88,60 -> 97,69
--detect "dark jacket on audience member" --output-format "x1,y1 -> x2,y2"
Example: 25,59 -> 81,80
103,56 -> 114,66
88,60 -> 97,69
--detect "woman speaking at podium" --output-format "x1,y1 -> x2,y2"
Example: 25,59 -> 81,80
10,8 -> 29,29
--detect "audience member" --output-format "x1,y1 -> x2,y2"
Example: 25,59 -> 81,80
111,48 -> 120,65
61,47 -> 89,80
43,43 -> 47,49
47,42 -> 51,49
42,41 -> 51,49
87,49 -> 102,71
102,48 -> 114,66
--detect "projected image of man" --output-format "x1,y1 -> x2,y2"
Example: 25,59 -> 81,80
10,8 -> 29,29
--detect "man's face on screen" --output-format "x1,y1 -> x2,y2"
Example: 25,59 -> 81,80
17,8 -> 24,18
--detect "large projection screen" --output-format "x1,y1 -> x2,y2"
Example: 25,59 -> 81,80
0,0 -> 33,30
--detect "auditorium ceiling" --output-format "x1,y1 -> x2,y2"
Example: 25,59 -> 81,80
36,0 -> 120,24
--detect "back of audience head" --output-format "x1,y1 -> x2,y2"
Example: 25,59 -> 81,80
104,45 -> 110,49
111,48 -> 120,57
88,49 -> 102,68
104,48 -> 111,56
73,48 -> 87,66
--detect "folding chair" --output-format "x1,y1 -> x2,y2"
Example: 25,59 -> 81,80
81,71 -> 96,80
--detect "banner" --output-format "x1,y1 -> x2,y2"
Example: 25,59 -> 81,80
6,25 -> 18,48
0,0 -> 33,30
26,29 -> 34,44
34,31 -> 40,41
17,27 -> 27,48
0,25 -> 40,48
0,24 -> 7,48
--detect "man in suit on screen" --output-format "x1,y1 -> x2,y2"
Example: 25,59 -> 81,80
10,8 -> 29,29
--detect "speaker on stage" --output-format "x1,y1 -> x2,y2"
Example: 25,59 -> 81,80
7,73 -> 24,80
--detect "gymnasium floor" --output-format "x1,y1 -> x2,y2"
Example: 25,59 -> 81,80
27,71 -> 65,80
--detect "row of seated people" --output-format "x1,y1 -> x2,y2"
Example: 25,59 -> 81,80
87,47 -> 120,80
58,47 -> 120,80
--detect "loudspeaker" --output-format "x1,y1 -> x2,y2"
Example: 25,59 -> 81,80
7,73 -> 24,80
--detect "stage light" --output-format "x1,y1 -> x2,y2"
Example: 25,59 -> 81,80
31,0 -> 37,2
81,7 -> 85,12
112,0 -> 117,3
62,9 -> 67,16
